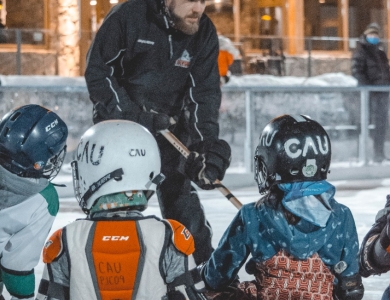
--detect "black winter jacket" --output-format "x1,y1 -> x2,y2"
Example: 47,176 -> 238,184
85,0 -> 221,144
351,36 -> 390,86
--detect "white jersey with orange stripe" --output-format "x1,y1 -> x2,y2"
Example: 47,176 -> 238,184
36,210 -> 206,300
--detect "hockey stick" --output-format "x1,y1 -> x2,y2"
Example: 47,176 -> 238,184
160,129 -> 243,209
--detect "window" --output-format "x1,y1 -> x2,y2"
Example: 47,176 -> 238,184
304,0 -> 341,50
348,0 -> 386,38
0,0 -> 48,46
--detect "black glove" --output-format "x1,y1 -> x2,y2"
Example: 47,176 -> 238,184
185,139 -> 231,190
360,195 -> 390,276
245,258 -> 257,275
334,274 -> 364,300
378,214 -> 390,256
93,102 -> 124,124
375,194 -> 390,221
372,196 -> 390,252
137,111 -> 172,134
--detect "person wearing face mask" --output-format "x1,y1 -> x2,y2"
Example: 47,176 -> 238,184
84,0 -> 231,266
351,23 -> 390,163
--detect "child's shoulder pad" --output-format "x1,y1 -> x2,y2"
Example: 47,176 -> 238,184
43,228 -> 64,263
163,219 -> 195,256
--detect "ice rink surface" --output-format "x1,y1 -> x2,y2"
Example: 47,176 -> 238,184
4,176 -> 390,299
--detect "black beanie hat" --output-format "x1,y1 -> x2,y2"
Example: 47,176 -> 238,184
364,23 -> 380,35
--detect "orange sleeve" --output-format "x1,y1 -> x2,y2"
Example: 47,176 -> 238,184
218,50 -> 235,76
165,219 -> 195,256
218,50 -> 228,76
42,228 -> 64,263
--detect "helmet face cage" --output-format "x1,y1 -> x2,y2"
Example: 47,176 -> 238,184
71,160 -> 88,213
254,115 -> 331,193
0,104 -> 68,179
254,154 -> 271,194
43,146 -> 67,180
72,120 -> 163,213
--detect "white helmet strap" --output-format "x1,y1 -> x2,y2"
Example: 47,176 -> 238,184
82,168 -> 124,203
72,159 -> 125,209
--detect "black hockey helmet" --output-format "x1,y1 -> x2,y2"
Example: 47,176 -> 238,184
0,104 -> 68,179
254,114 -> 331,194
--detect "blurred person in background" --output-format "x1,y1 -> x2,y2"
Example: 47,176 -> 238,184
218,35 -> 240,85
351,22 -> 390,163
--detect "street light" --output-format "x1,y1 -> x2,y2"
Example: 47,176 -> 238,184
261,15 -> 272,21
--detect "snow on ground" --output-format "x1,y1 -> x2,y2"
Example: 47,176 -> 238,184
0,75 -> 87,87
3,177 -> 390,299
226,72 -> 358,87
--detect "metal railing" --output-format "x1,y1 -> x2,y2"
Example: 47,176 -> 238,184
220,85 -> 390,172
0,83 -> 389,172
0,30 -> 385,76
226,35 -> 387,77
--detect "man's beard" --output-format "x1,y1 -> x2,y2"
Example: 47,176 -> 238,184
168,5 -> 201,35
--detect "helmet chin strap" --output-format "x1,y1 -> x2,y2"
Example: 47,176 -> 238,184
82,168 -> 124,203
71,161 -> 124,212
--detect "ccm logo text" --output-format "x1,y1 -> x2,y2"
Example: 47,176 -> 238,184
45,119 -> 59,132
102,236 -> 129,241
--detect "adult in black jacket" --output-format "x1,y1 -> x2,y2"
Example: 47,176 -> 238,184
351,23 -> 390,163
84,0 -> 231,265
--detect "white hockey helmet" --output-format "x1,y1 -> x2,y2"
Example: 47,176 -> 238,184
71,120 -> 164,213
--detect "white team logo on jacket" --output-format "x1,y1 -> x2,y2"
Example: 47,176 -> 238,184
175,50 -> 191,68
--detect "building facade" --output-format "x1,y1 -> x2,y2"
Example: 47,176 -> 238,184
0,0 -> 389,76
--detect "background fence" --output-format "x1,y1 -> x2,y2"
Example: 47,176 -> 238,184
219,85 -> 390,173
1,84 -> 390,173
0,30 -> 384,76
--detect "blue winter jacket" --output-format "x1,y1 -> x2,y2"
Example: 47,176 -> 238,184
203,181 -> 360,291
